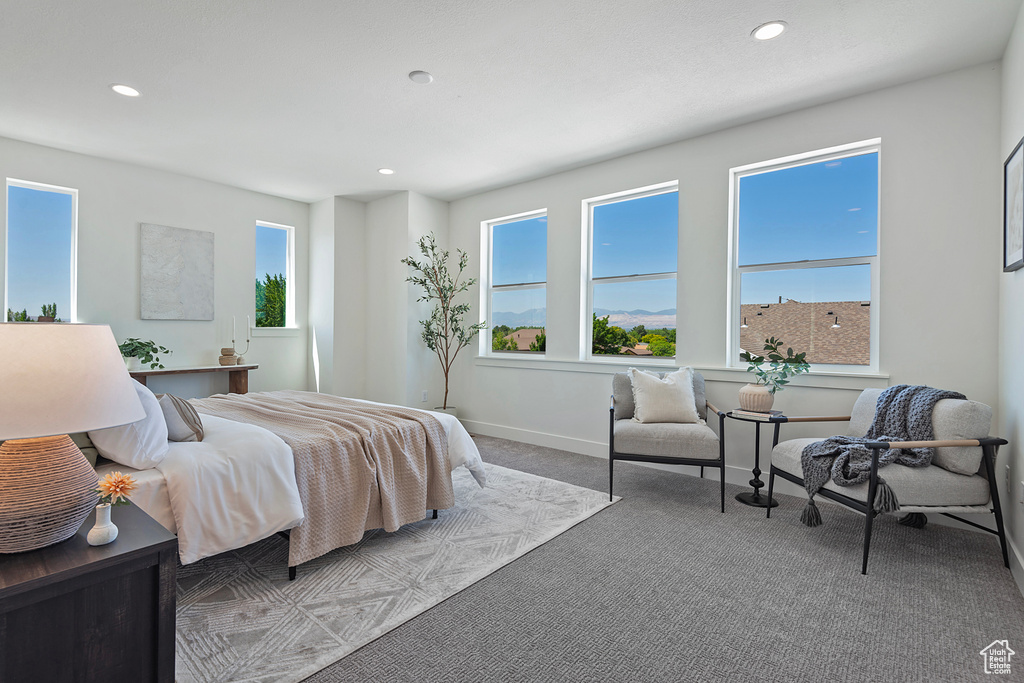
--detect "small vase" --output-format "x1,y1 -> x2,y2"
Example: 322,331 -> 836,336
738,383 -> 774,412
87,504 -> 119,546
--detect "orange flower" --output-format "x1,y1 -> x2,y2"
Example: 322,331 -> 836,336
97,471 -> 137,506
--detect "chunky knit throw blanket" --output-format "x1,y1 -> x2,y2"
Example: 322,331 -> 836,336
799,384 -> 965,526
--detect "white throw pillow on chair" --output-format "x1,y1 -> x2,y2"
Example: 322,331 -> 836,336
629,366 -> 701,424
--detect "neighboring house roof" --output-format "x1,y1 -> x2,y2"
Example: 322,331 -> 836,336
739,299 -> 870,366
506,328 -> 544,351
624,344 -> 653,356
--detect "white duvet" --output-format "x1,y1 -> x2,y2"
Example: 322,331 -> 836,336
98,405 -> 485,565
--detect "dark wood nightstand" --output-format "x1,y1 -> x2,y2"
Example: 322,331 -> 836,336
0,502 -> 177,683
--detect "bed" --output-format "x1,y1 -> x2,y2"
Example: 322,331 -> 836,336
93,386 -> 486,576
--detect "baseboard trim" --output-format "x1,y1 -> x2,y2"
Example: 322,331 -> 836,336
461,420 -> 608,458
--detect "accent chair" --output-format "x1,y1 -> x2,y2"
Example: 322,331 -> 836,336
766,388 -> 1009,574
609,371 -> 727,511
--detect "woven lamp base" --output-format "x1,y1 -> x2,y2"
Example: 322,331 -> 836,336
0,434 -> 99,553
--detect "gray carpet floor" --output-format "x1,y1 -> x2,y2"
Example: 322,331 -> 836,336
305,435 -> 1024,683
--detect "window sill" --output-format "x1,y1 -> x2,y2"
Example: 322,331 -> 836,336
250,326 -> 301,338
473,355 -> 889,391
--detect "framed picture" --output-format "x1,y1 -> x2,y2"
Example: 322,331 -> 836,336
1005,135 -> 1024,272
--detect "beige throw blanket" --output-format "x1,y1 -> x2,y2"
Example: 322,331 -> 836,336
190,390 -> 453,567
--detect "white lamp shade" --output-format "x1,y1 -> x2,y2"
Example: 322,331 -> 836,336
0,324 -> 146,440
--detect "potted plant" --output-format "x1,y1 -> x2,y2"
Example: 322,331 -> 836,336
401,233 -> 485,415
118,338 -> 171,371
738,337 -> 810,411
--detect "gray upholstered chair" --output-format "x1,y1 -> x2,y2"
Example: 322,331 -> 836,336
609,371 -> 726,511
766,388 -> 1009,574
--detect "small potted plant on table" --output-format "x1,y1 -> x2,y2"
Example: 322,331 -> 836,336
118,338 -> 171,371
738,337 -> 810,411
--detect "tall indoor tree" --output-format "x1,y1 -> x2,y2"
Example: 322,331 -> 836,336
402,233 -> 485,410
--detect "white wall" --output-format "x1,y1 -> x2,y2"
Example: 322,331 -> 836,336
0,136 -> 310,397
308,197 -> 336,393
999,2 -> 1024,592
332,196 -> 368,397
307,195 -> 367,397
361,191 -> 449,407
449,64 -> 1002,496
365,192 -> 411,404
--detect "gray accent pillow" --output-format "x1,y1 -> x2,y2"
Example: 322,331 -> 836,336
157,393 -> 205,442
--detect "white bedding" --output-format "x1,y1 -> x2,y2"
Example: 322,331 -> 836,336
98,400 -> 485,565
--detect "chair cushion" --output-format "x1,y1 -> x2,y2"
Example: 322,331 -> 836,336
846,388 -> 882,437
931,399 -> 992,475
614,420 -> 720,461
629,367 -> 700,424
771,438 -> 991,507
613,370 -> 706,422
845,388 -> 991,475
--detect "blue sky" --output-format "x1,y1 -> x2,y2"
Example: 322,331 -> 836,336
492,216 -> 546,285
6,185 -> 73,318
255,224 -> 288,281
739,152 -> 877,303
593,191 -> 677,279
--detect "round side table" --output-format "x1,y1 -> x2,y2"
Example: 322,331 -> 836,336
725,411 -> 787,508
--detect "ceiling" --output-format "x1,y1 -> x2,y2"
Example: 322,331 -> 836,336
0,0 -> 1020,203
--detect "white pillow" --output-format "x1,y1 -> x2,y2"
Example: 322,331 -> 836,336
629,367 -> 700,424
89,379 -> 169,469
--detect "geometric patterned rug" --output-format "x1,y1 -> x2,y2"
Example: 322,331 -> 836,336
174,463 -> 617,682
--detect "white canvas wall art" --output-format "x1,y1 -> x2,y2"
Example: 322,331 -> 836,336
140,223 -> 214,320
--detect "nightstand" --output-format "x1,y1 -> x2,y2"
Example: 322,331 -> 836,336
0,503 -> 177,683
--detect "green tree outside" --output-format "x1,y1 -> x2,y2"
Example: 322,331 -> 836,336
592,314 -> 628,355
256,273 -> 287,327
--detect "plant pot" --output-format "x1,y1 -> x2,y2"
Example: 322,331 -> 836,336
433,406 -> 458,418
124,356 -> 143,371
738,383 -> 774,412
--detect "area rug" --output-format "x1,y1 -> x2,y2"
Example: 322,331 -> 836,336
174,463 -> 617,683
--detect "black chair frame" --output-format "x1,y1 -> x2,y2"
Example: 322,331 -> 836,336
767,436 -> 1009,575
609,398 -> 728,512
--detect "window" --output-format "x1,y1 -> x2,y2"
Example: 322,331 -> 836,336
729,140 -> 880,369
483,210 -> 547,355
254,221 -> 294,328
584,182 -> 678,360
5,179 -> 77,322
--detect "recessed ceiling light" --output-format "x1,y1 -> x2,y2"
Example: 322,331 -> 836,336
110,84 -> 140,97
751,21 -> 787,40
408,70 -> 434,84
378,168 -> 395,175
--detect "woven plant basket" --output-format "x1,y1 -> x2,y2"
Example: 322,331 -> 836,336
0,435 -> 98,553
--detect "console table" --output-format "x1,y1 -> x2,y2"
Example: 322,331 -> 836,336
0,504 -> 177,682
130,364 -> 258,394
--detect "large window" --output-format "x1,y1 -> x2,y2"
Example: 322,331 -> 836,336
254,221 -> 294,328
729,140 -> 880,369
584,182 -> 678,360
5,179 -> 77,322
483,210 -> 547,355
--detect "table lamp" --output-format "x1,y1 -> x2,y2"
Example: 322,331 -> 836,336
0,323 -> 146,553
